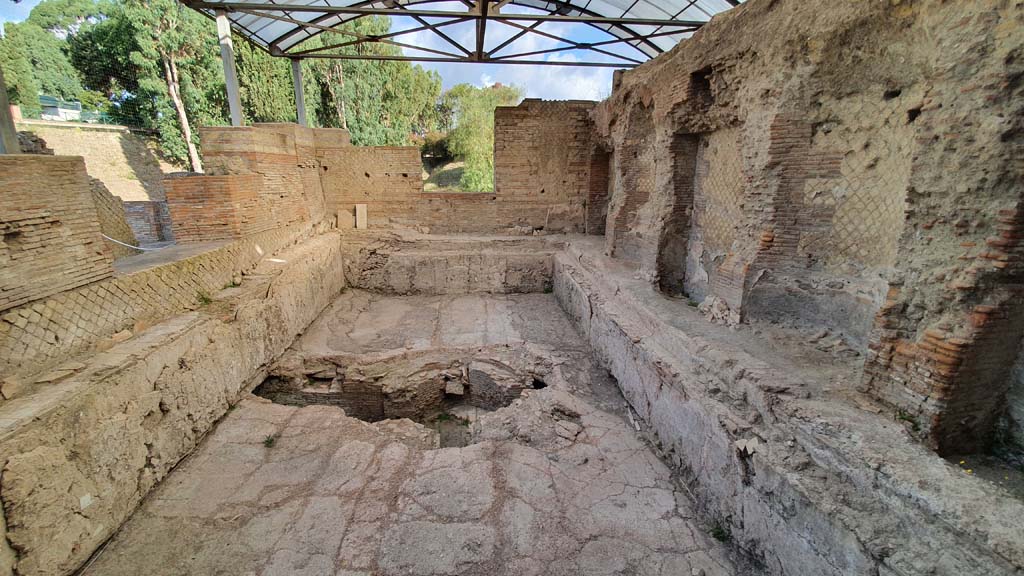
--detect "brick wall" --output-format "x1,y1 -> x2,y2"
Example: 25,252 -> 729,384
0,155 -> 113,313
493,99 -> 595,233
124,200 -> 174,245
200,125 -> 316,229
165,124 -> 341,243
318,145 -> 424,226
89,177 -> 138,260
317,102 -> 598,234
165,174 -> 269,243
585,149 -> 611,235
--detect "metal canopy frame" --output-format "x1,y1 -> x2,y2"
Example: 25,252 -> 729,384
184,0 -> 744,68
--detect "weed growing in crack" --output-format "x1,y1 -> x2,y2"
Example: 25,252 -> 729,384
197,291 -> 213,306
896,409 -> 920,432
434,413 -> 470,427
263,434 -> 279,448
709,522 -> 732,542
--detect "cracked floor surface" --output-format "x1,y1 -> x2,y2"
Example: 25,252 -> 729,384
82,294 -> 739,576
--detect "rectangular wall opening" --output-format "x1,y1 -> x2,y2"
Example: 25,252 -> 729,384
657,134 -> 699,296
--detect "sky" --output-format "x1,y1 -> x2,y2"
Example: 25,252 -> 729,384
0,0 -> 671,102
0,0 -> 37,26
385,3 -> 641,102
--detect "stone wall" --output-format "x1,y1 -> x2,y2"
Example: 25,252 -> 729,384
0,221 -> 322,387
590,0 -> 1023,451
341,232 -> 561,294
0,156 -> 113,313
0,233 -> 346,575
165,174 -> 270,243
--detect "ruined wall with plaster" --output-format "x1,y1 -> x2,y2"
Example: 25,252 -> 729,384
0,156 -> 113,313
591,0 -> 1023,451
605,103 -> 656,261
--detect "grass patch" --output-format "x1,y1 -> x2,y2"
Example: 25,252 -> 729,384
422,160 -> 466,192
196,291 -> 213,306
263,434 -> 279,448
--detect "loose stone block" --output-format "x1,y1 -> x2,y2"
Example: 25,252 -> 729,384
355,204 -> 368,230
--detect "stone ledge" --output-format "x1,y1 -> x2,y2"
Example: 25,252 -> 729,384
0,221 -> 325,385
0,232 -> 346,576
552,239 -> 1024,576
341,232 -> 566,295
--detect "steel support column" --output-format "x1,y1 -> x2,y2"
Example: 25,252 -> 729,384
291,58 -> 306,127
216,10 -> 244,127
0,68 -> 20,154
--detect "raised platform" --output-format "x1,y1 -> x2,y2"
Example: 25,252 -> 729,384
554,236 -> 1024,575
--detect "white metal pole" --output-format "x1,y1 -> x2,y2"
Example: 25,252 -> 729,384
0,68 -> 21,154
216,10 -> 244,127
291,58 -> 307,127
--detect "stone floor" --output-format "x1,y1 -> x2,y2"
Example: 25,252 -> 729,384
112,240 -> 228,275
80,294 -> 740,576
291,290 -> 574,357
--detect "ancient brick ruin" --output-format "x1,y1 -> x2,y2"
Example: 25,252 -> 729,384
0,1 -> 1022,575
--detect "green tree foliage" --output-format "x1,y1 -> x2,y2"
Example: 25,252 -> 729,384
0,0 -> 461,170
0,21 -> 83,102
0,25 -> 42,114
235,41 -> 297,124
443,83 -> 522,192
301,17 -> 442,145
27,0 -> 106,35
69,6 -> 138,96
122,0 -> 227,171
